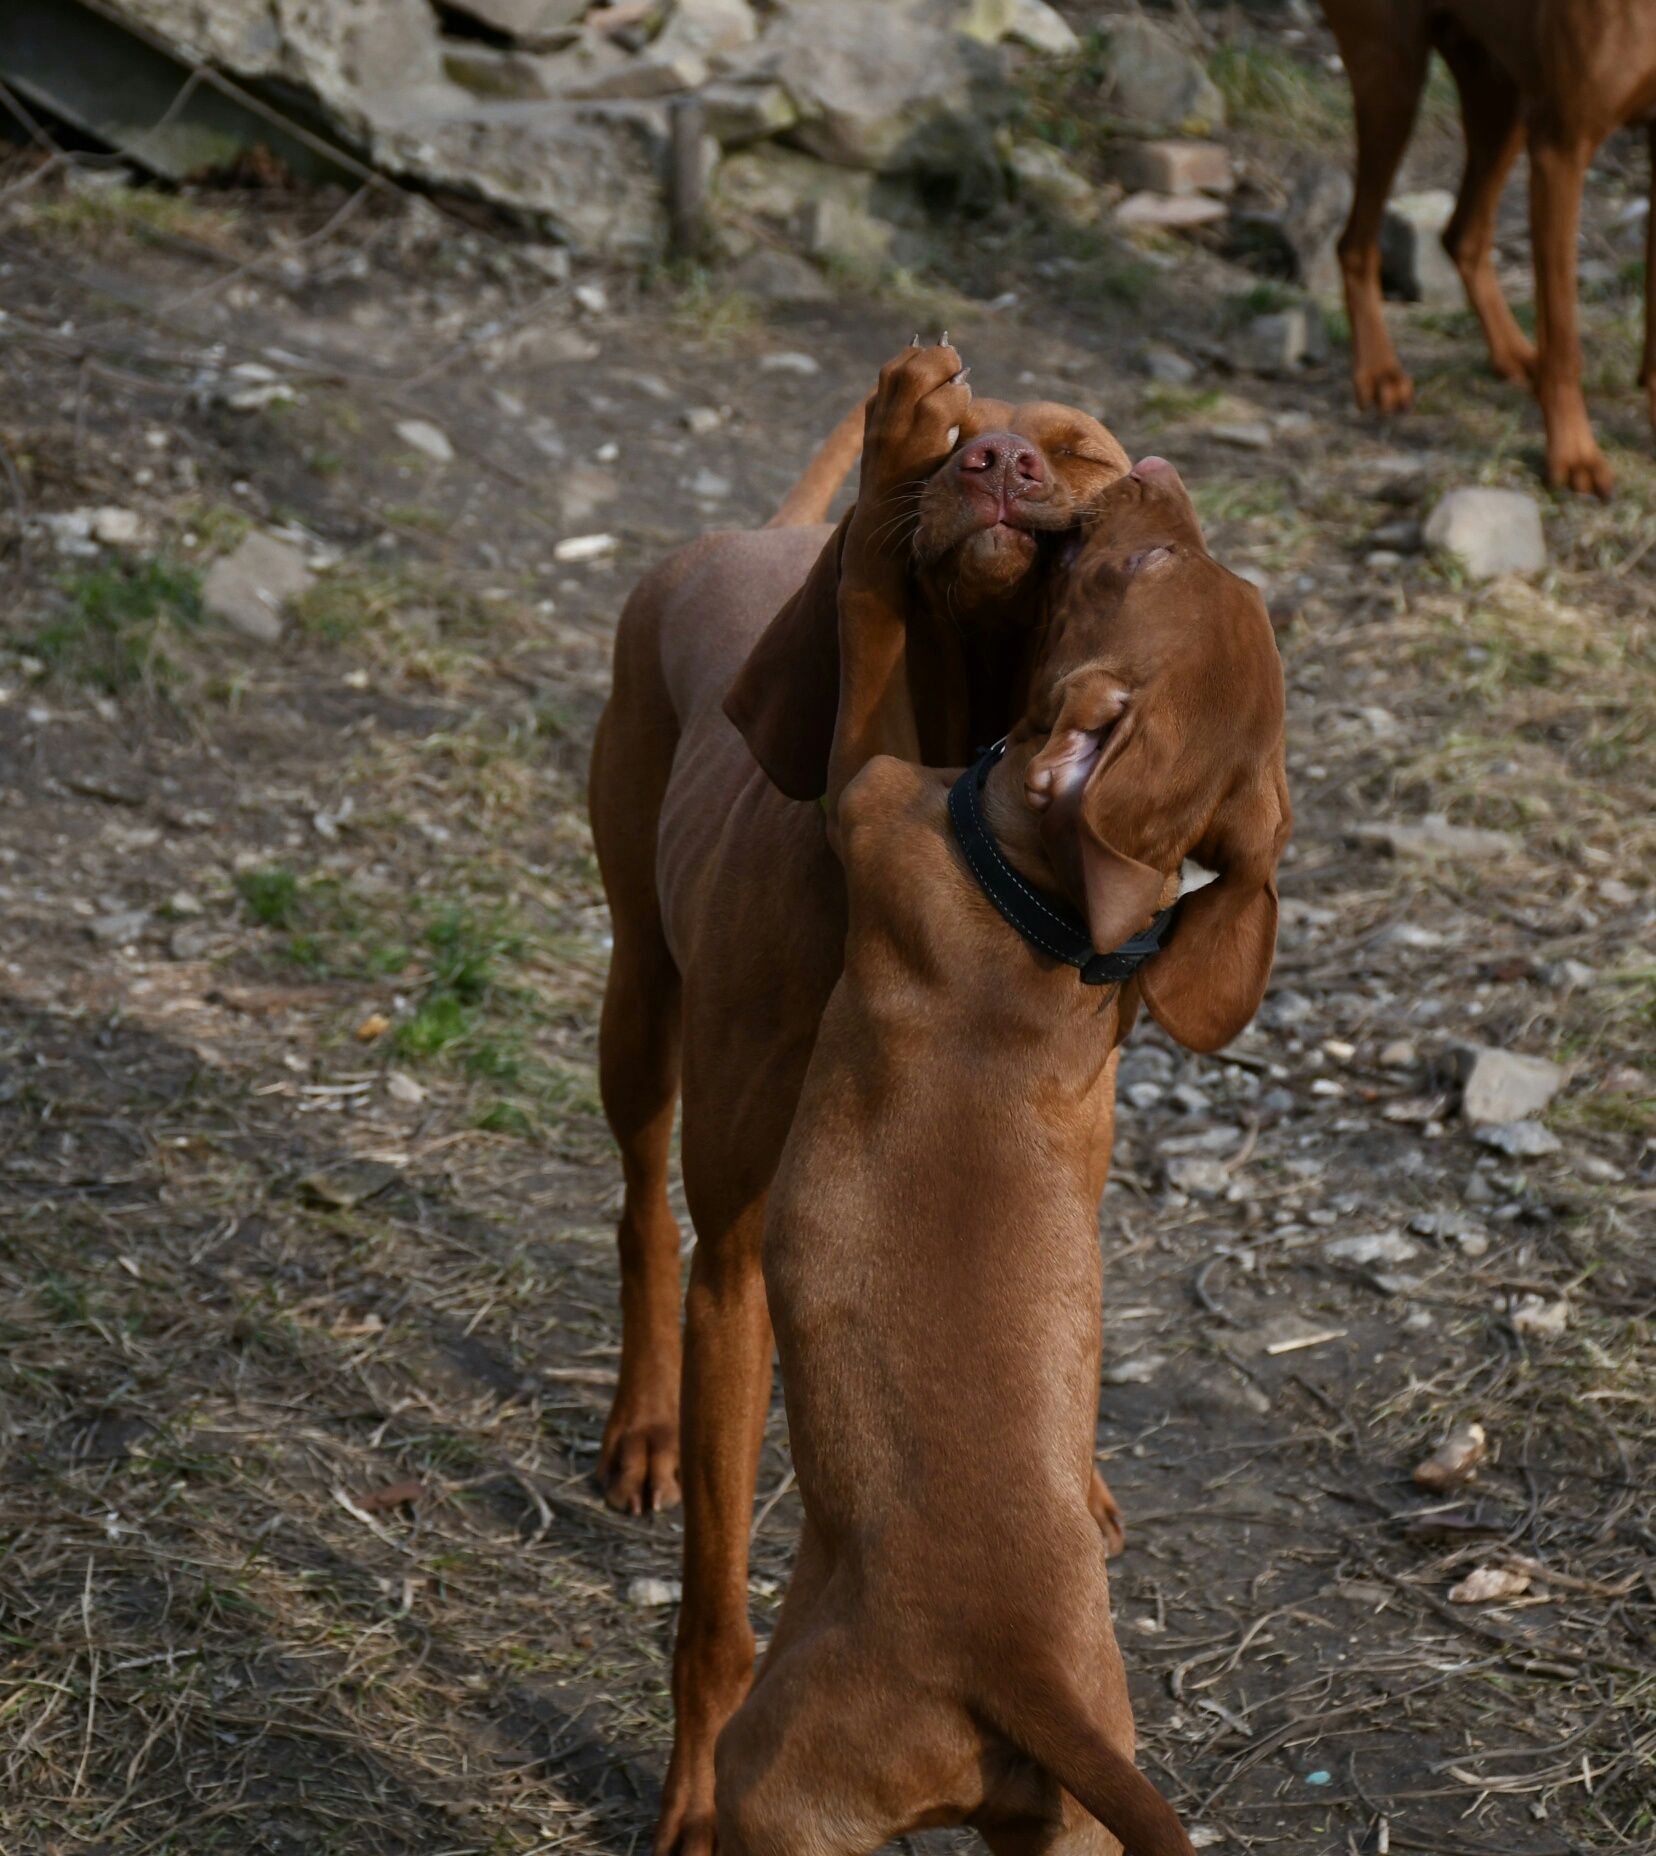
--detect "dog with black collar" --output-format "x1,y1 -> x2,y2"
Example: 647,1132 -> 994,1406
711,351 -> 1291,1856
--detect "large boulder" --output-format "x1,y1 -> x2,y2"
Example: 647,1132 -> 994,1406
1098,18 -> 1225,135
744,0 -> 1012,176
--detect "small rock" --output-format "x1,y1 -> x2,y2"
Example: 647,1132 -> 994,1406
1450,1044 -> 1567,1126
1164,1155 -> 1229,1198
1115,190 -> 1227,232
1575,1154 -> 1624,1183
728,246 -> 832,304
1102,1352 -> 1167,1385
356,1012 -> 391,1043
701,79 -> 799,146
1474,1120 -> 1562,1158
1424,487 -> 1547,581
1168,1082 -> 1210,1115
552,533 -> 619,563
387,1070 -> 428,1106
573,280 -> 610,315
1142,344 -> 1197,385
89,908 -> 150,946
1365,548 -> 1404,570
626,1576 -> 682,1608
1380,189 -> 1460,305
298,1160 -> 401,1208
1413,1421 -> 1488,1492
1124,1081 -> 1164,1109
1112,138 -> 1232,197
1209,420 -> 1272,450
1240,306 -> 1323,376
757,350 -> 821,375
1098,18 -> 1225,134
1005,138 -> 1099,227
1323,1230 -> 1420,1268
396,419 -> 455,464
1371,516 -> 1423,552
90,506 -> 149,546
1379,1039 -> 1417,1069
688,467 -> 733,500
203,530 -> 315,645
1449,1564 -> 1530,1605
682,405 -> 725,436
1351,815 -> 1520,862
1544,958 -> 1596,990
1509,1294 -> 1570,1336
1001,0 -> 1080,57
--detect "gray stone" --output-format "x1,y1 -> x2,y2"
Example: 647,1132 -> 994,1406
1350,815 -> 1521,862
746,0 -> 1010,175
652,0 -> 758,68
700,79 -> 798,145
1424,487 -> 1548,581
1142,344 -> 1197,385
203,530 -> 314,644
384,99 -> 672,255
1284,160 -> 1353,302
1165,1155 -> 1230,1199
396,418 -> 455,463
728,246 -> 832,302
1097,18 -> 1224,135
89,908 -> 151,946
1475,1121 -> 1563,1158
1000,0 -> 1080,56
441,44 -> 555,101
1240,306 -> 1323,376
796,192 -> 897,265
1450,1045 -> 1567,1126
1322,1230 -> 1421,1267
1209,420 -> 1272,450
1003,138 -> 1098,227
1380,188 -> 1459,306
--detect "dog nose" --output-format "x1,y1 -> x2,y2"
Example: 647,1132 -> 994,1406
956,431 -> 1045,493
1131,455 -> 1178,483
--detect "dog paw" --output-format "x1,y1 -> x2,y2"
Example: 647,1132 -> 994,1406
1353,363 -> 1415,416
861,339 -> 972,500
599,1409 -> 681,1515
1547,438 -> 1615,499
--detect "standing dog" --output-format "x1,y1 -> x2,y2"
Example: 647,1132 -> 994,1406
712,348 -> 1289,1856
590,346 -> 1139,1855
1322,0 -> 1656,494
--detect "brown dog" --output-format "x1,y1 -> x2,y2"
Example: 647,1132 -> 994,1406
1322,0 -> 1656,494
590,346 -> 1132,1855
712,368 -> 1289,1856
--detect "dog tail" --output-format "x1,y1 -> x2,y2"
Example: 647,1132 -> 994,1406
766,394 -> 869,527
998,1682 -> 1196,1856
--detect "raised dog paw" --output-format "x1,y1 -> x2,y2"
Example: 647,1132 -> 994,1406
853,339 -> 973,550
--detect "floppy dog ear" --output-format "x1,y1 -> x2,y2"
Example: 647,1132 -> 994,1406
1057,691 -> 1288,1054
1136,765 -> 1289,1053
723,511 -> 850,802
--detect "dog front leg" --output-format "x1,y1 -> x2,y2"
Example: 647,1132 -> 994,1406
1529,123 -> 1614,496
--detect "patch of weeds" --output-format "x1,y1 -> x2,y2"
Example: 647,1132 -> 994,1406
32,557 -> 203,695
662,264 -> 764,344
24,184 -> 231,247
394,906 -> 523,1063
1210,45 -> 1353,145
1139,383 -> 1223,426
380,503 -> 454,536
236,866 -> 302,930
1193,475 -> 1293,526
1225,280 -> 1299,324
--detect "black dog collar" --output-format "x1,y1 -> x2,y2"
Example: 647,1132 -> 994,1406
946,738 -> 1174,987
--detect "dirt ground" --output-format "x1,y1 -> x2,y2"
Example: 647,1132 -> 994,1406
2,15 -> 1653,1856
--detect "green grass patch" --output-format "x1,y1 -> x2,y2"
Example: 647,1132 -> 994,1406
23,183 -> 231,246
236,866 -> 303,929
32,557 -> 203,694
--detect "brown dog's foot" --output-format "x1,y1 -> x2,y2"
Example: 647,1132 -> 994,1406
654,1796 -> 716,1856
1490,337 -> 1539,387
1088,1468 -> 1127,1557
599,1403 -> 681,1515
1546,435 -> 1615,499
1353,362 -> 1415,415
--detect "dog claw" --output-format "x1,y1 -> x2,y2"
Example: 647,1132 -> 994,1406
939,329 -> 950,347
911,333 -> 922,346
951,367 -> 970,386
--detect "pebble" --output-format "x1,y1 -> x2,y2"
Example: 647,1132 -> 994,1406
1509,1294 -> 1569,1336
1124,1081 -> 1164,1109
1209,420 -> 1272,451
1168,1083 -> 1210,1115
553,533 -> 619,563
758,351 -> 821,375
1452,1044 -> 1567,1126
396,418 -> 455,464
1424,486 -> 1547,581
1164,1155 -> 1229,1199
1379,1039 -> 1417,1069
1142,344 -> 1197,385
89,908 -> 150,946
625,1576 -> 681,1608
682,405 -> 724,435
1322,1230 -> 1419,1267
573,281 -> 610,315
1474,1120 -> 1562,1158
